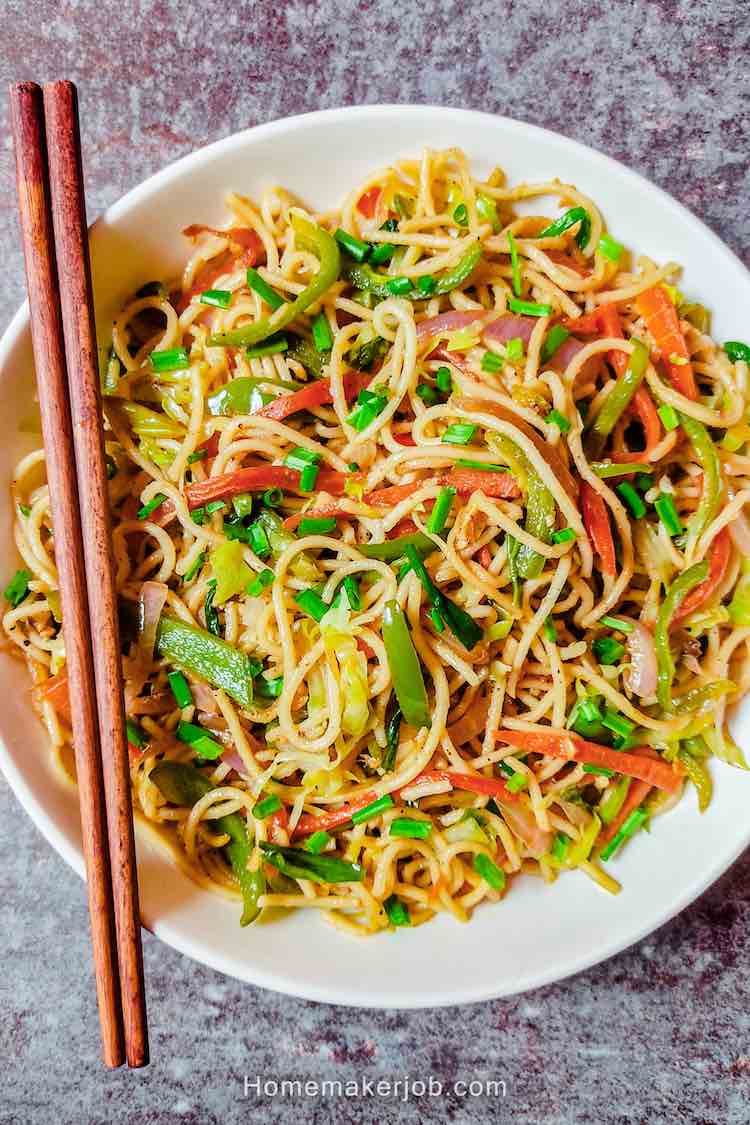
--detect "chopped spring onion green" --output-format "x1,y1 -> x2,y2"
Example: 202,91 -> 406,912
404,545 -> 483,650
600,806 -> 648,861
126,718 -> 146,749
599,615 -> 634,633
542,617 -> 557,642
430,607 -> 445,633
724,341 -> 750,363
545,408 -> 570,433
601,709 -> 634,739
3,568 -> 31,607
386,276 -> 413,297
481,350 -> 504,374
551,833 -> 570,862
417,275 -> 437,296
583,763 -> 615,777
658,403 -> 680,432
370,241 -> 395,265
507,297 -> 552,317
184,551 -> 207,583
246,267 -> 286,310
416,383 -> 440,405
334,228 -> 370,262
351,794 -> 395,825
435,366 -> 452,393
487,618 -> 512,641
200,288 -> 232,308
294,588 -> 329,622
247,523 -> 271,558
168,671 -> 193,709
473,852 -> 506,892
18,503 -> 31,517
151,347 -> 190,372
298,517 -> 338,536
539,206 -> 591,249
262,488 -> 284,508
346,387 -> 388,431
616,481 -> 646,519
551,527 -> 575,544
187,449 -> 207,464
204,500 -> 226,515
598,234 -> 624,262
507,230 -> 522,297
389,817 -> 432,840
654,494 -> 683,537
255,674 -> 283,699
191,507 -> 207,526
427,486 -> 456,535
506,337 -> 524,360
246,568 -> 274,596
455,458 -> 506,472
246,333 -> 288,358
506,771 -> 528,793
304,830 -> 332,854
176,720 -> 223,759
384,894 -> 411,926
592,636 -> 625,665
253,794 -> 282,819
453,203 -> 469,226
284,447 -> 320,473
476,193 -> 500,231
231,493 -> 254,519
137,493 -> 167,520
259,841 -> 363,884
540,325 -> 570,364
441,423 -> 476,446
204,579 -> 220,636
311,313 -> 334,353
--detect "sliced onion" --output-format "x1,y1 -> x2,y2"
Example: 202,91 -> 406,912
729,509 -> 750,555
482,314 -> 537,346
221,748 -> 250,776
624,619 -> 658,699
137,580 -> 168,660
498,800 -> 551,858
192,680 -> 219,715
549,336 -> 585,372
416,309 -> 488,343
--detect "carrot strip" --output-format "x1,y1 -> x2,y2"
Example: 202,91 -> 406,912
437,469 -> 519,498
580,480 -> 616,577
495,729 -> 684,793
402,769 -> 518,803
257,370 -> 372,423
634,285 -> 697,400
671,527 -> 731,626
290,793 -> 377,840
174,227 -> 264,313
357,186 -> 381,218
32,670 -> 71,721
612,385 -> 663,463
597,779 -> 652,847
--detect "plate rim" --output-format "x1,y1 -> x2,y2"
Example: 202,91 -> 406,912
2,102 -> 749,1007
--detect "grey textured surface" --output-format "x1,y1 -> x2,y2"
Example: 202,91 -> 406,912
2,1 -> 750,1122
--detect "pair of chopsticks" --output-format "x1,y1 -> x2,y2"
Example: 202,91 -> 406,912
9,81 -> 148,1069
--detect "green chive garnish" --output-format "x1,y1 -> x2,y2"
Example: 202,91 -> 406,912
582,764 -> 615,777
294,588 -> 329,622
654,494 -> 683,536
481,350 -> 504,374
298,517 -> 338,535
601,709 -> 634,739
426,486 -> 455,535
370,241 -> 396,265
551,527 -> 575,544
416,383 -> 440,405
539,206 -> 591,249
168,671 -> 193,709
616,481 -> 646,519
658,403 -> 680,432
3,569 -> 31,608
551,832 -> 570,862
246,568 -> 274,596
507,297 -> 552,317
540,324 -> 570,364
311,313 -> 334,353
506,337 -> 524,360
200,288 -> 232,309
126,718 -> 146,749
334,228 -> 370,262
299,464 -> 319,491
542,617 -> 557,642
151,347 -> 190,372
507,230 -> 522,297
247,522 -> 271,558
176,720 -> 223,759
592,636 -> 625,665
441,423 -> 476,446
598,234 -> 624,262
246,334 -> 288,358
417,275 -> 437,296
254,794 -> 282,819
386,276 -> 413,297
137,493 -> 167,520
183,551 -> 206,582
435,366 -> 452,393
204,499 -> 226,515
246,267 -> 285,310
384,895 -> 411,926
545,408 -> 570,433
284,447 -> 320,472
351,794 -> 395,825
473,852 -> 506,892
600,807 -> 648,861
456,459 -> 506,472
187,449 -> 207,464
599,615 -> 634,633
389,817 -> 432,840
304,830 -> 332,854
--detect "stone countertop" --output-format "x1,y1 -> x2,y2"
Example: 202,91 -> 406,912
1,2 -> 749,1122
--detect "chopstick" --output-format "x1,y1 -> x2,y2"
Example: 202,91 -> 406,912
9,81 -> 149,1069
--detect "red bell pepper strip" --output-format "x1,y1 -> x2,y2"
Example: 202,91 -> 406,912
495,729 -> 684,793
393,432 -> 416,446
174,227 -> 265,313
257,370 -> 372,423
184,465 -> 351,512
357,186 -> 381,218
580,480 -> 616,577
613,386 -> 663,464
633,285 -> 697,400
437,469 -> 520,499
290,792 -> 377,840
671,527 -> 731,627
397,769 -> 518,803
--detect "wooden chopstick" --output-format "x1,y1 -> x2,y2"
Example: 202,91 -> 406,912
9,80 -> 149,1069
9,81 -> 125,1069
42,80 -> 149,1070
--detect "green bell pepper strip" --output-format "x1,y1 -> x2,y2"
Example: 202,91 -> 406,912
598,775 -> 630,825
382,695 -> 403,772
258,841 -> 363,884
209,214 -> 341,348
539,206 -> 591,250
345,241 -> 482,301
287,335 -> 327,377
677,744 -> 712,811
255,509 -> 319,581
155,614 -> 257,709
669,679 -> 734,714
654,561 -> 709,710
679,413 -> 722,553
150,761 -> 263,925
490,432 -> 553,579
381,600 -> 431,729
404,545 -> 483,650
207,375 -> 303,416
590,339 -> 649,449
358,531 -> 435,563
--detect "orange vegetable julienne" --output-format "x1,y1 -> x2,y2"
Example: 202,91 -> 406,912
357,185 -> 381,218
613,385 -> 664,464
495,729 -> 684,793
291,793 -> 377,840
671,527 -> 731,627
634,284 -> 698,400
32,670 -> 71,721
597,778 -> 652,848
399,769 -> 518,803
580,481 -> 616,577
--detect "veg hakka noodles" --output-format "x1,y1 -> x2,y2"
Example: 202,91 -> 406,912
6,147 -> 750,935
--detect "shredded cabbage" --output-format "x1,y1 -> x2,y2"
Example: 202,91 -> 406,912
320,591 -> 369,738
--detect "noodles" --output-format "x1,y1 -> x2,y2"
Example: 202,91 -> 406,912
6,147 -> 750,934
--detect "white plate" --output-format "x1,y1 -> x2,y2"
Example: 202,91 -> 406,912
1,105 -> 749,1008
